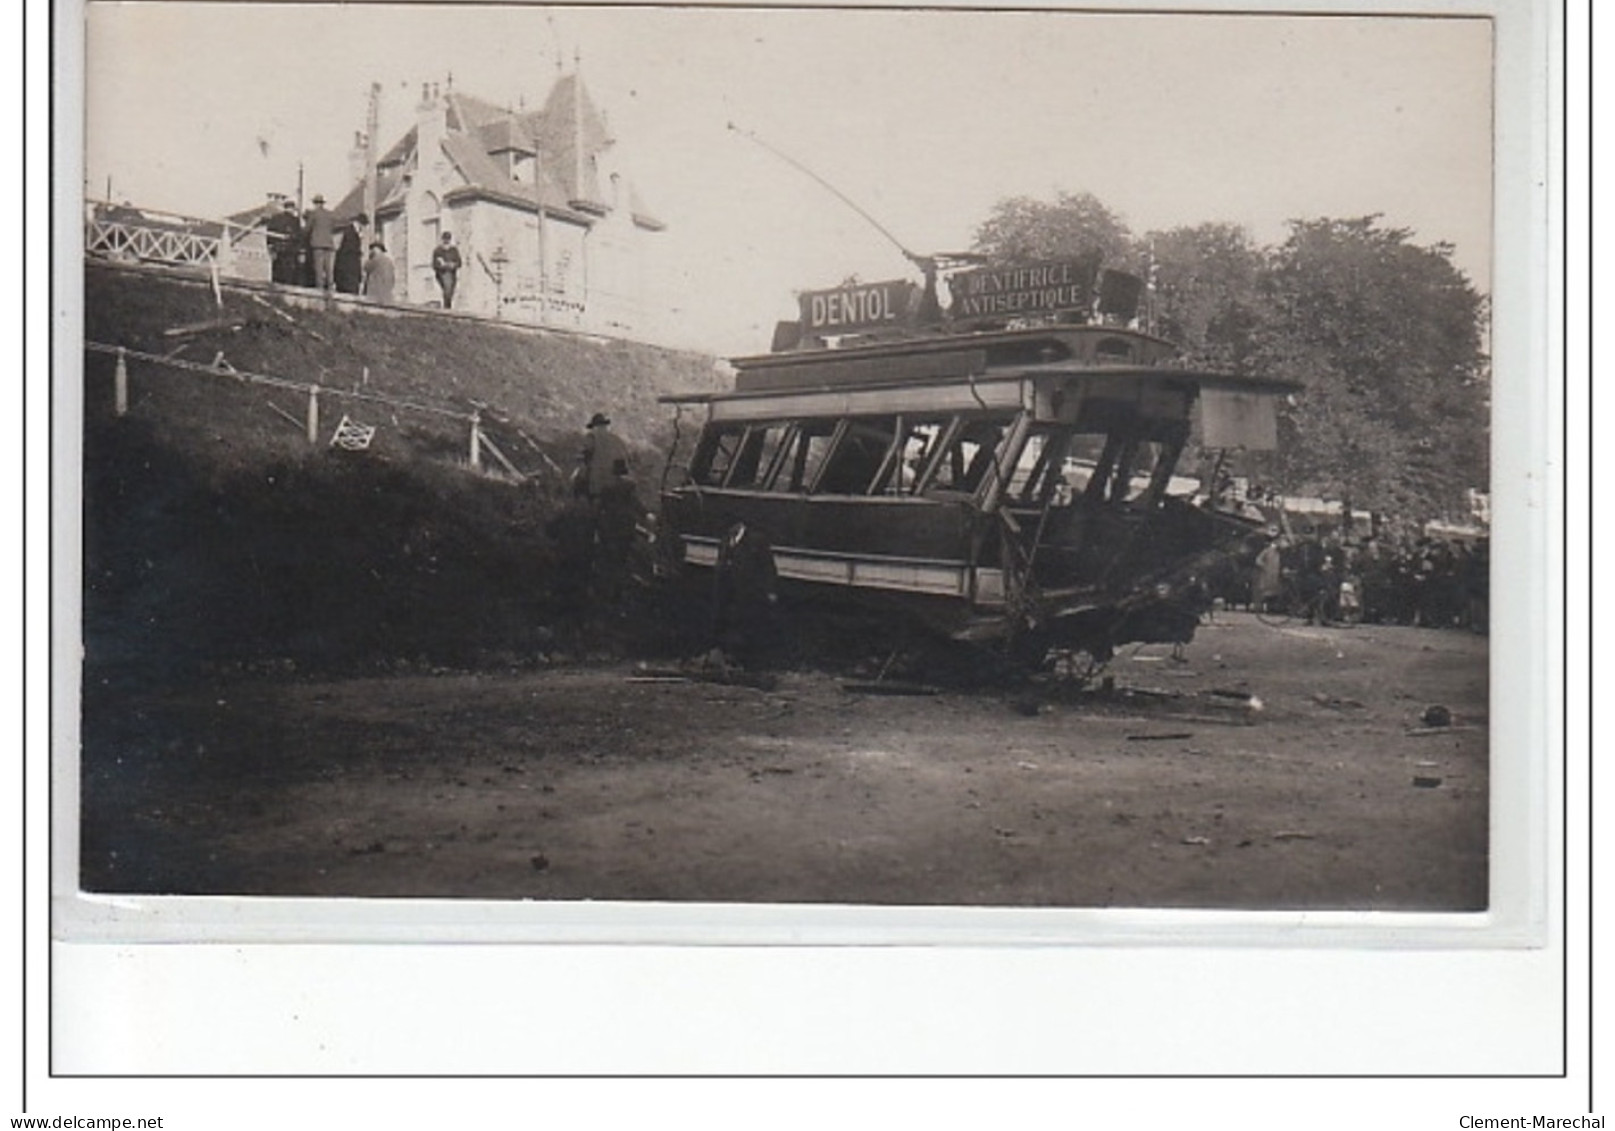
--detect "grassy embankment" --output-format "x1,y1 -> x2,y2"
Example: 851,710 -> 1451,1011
79,260 -> 728,675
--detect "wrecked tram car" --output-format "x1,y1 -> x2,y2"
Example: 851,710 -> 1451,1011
657,270 -> 1296,668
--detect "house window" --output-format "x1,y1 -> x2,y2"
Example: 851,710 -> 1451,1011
419,192 -> 441,256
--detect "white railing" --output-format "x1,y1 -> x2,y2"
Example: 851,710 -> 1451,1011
84,201 -> 262,275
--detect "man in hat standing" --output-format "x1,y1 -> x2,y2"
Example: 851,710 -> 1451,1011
578,413 -> 637,601
579,413 -> 629,499
334,212 -> 367,295
266,199 -> 303,285
306,193 -> 337,292
431,231 -> 462,309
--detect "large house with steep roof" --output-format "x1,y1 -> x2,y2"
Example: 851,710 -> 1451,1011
323,72 -> 664,334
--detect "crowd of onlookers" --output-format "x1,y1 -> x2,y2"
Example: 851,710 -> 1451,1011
260,194 -> 462,309
1221,527 -> 1489,632
263,195 -> 399,302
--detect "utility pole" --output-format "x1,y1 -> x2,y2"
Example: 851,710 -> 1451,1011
363,81 -> 381,237
296,162 -> 305,214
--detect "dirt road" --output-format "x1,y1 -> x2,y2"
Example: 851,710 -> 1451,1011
80,612 -> 1487,910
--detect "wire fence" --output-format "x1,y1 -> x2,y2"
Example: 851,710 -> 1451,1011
84,340 -> 492,468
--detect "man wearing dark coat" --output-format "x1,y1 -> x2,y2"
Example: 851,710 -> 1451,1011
577,413 -> 638,601
298,210 -> 316,287
266,200 -> 302,285
333,213 -> 366,295
431,232 -> 462,309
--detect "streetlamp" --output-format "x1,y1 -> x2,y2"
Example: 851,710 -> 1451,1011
490,244 -> 509,319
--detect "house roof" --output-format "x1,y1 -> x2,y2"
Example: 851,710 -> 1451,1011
477,116 -> 536,156
535,74 -> 614,210
259,74 -> 663,232
330,164 -> 409,224
226,199 -> 288,228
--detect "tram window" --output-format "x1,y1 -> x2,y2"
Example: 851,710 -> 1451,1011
1012,429 -> 1076,505
692,426 -> 744,487
772,423 -> 838,493
1078,427 -> 1182,505
817,417 -> 896,495
891,422 -> 945,495
1110,438 -> 1149,502
1008,433 -> 1045,497
927,420 -> 1006,494
727,424 -> 795,489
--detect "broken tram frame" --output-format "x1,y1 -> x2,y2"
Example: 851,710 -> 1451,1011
657,265 -> 1297,670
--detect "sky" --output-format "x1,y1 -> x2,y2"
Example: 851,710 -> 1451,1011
79,3 -> 1494,356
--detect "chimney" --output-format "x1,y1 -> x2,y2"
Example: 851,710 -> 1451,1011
347,130 -> 368,194
416,80 -> 446,181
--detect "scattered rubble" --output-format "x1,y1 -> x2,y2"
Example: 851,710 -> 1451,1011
1421,704 -> 1453,727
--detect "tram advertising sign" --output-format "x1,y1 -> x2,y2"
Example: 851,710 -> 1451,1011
798,278 -> 918,336
947,257 -> 1099,320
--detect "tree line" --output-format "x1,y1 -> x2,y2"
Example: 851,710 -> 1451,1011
970,192 -> 1490,522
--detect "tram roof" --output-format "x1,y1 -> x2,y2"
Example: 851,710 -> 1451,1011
659,361 -> 1300,409
662,324 -> 1297,407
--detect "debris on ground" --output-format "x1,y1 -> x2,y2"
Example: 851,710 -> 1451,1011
1421,704 -> 1453,727
1102,686 -> 1263,725
1412,776 -> 1443,788
633,658 -> 779,692
1207,689 -> 1264,711
1272,830 -> 1315,841
1127,732 -> 1195,742
1312,692 -> 1366,710
163,315 -> 250,338
841,681 -> 940,696
1181,836 -> 1211,846
245,290 -> 299,326
265,400 -> 304,432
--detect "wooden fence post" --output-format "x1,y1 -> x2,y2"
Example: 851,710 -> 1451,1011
114,347 -> 128,416
307,385 -> 320,445
469,411 -> 482,470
